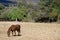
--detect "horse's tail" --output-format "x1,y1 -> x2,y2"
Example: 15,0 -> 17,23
7,28 -> 11,37
18,25 -> 21,33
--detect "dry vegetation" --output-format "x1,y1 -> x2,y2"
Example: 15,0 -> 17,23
0,22 -> 60,40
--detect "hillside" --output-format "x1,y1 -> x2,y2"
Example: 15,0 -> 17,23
0,0 -> 39,6
25,0 -> 39,5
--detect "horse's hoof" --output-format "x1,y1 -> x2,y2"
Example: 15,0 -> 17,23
8,36 -> 10,37
18,34 -> 21,36
13,35 -> 16,36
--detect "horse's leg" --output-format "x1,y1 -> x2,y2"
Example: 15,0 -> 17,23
12,31 -> 16,36
17,30 -> 21,36
12,31 -> 13,36
14,31 -> 16,36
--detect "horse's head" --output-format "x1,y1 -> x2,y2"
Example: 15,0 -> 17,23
7,29 -> 11,37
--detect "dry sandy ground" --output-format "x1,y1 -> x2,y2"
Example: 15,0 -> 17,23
0,22 -> 60,40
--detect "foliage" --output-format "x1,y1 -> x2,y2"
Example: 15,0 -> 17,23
6,7 -> 28,21
0,3 -> 5,10
0,3 -> 5,14
38,0 -> 60,21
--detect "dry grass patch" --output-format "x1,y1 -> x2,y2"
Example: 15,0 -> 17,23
0,22 -> 60,40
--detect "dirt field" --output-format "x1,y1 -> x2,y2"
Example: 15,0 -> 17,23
0,22 -> 60,40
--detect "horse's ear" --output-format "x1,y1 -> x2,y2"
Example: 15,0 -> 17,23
20,25 -> 21,27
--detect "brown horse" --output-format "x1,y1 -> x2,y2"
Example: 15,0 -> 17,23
7,24 -> 21,37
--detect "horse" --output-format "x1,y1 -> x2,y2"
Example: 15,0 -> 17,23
7,24 -> 21,37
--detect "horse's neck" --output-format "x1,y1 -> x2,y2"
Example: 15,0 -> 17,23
8,27 -> 11,32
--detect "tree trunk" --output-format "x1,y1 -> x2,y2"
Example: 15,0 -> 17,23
57,15 -> 60,23
16,18 -> 18,21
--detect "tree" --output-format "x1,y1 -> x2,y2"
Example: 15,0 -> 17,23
0,3 -> 5,14
53,0 -> 60,22
38,0 -> 60,22
0,3 -> 5,10
6,7 -> 28,21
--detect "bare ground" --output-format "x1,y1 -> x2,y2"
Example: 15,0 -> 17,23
0,22 -> 60,40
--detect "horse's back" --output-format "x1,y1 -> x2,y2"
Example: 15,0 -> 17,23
10,24 -> 20,31
15,24 -> 20,30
